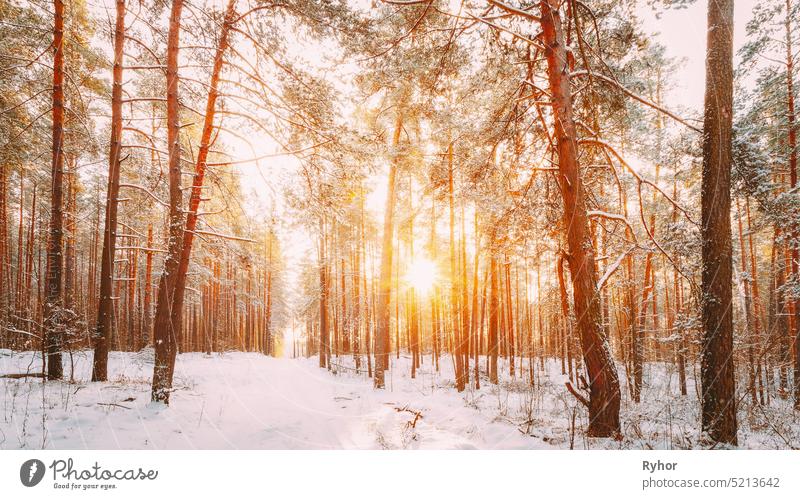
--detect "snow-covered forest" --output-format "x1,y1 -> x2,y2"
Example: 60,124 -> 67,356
0,0 -> 799,449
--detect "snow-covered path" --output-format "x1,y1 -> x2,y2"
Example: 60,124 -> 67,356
1,350 -> 550,450
4,350 -> 799,449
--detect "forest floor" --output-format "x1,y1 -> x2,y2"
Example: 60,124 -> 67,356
1,349 -> 798,449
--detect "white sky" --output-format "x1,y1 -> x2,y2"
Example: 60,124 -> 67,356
637,0 -> 759,111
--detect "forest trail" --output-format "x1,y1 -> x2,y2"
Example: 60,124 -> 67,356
1,350 -> 549,450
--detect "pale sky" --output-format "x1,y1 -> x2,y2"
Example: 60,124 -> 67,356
637,0 -> 759,112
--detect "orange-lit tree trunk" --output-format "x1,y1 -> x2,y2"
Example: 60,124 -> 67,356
374,109 -> 403,388
736,196 -> 758,405
471,208 -> 480,389
319,218 -> 329,368
505,260 -> 515,378
169,0 -> 236,360
448,141 -> 465,391
745,197 -> 765,402
64,160 -> 76,318
14,178 -> 24,334
0,164 -> 8,334
353,222 -> 361,369
540,0 -> 620,437
635,244 -> 655,403
45,0 -> 66,380
409,180 -> 419,378
430,194 -> 440,372
127,247 -> 138,351
361,186 -> 372,376
92,0 -> 125,381
784,0 -> 799,409
151,0 -> 186,403
556,253 -> 574,382
771,227 -> 790,396
672,179 -> 688,396
265,227 -> 273,356
141,224 -> 153,348
488,251 -> 499,384
460,201 -> 470,385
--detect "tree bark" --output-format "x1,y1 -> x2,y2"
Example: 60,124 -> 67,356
168,0 -> 236,364
488,253 -> 499,384
265,227 -> 273,356
142,224 -> 153,349
0,164 -> 8,334
471,208 -> 480,389
92,0 -> 126,381
45,0 -> 66,380
672,179 -> 688,396
319,218 -> 329,368
374,109 -> 403,388
784,0 -> 799,409
448,141 -> 466,391
539,0 -> 621,437
151,0 -> 186,404
699,0 -> 737,445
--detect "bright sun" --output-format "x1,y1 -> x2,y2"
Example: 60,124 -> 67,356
404,258 -> 437,295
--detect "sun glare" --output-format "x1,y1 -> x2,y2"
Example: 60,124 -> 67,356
404,258 -> 437,295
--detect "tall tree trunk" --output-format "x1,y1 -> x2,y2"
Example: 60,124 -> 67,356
539,0 -> 621,437
92,0 -> 126,381
142,224 -> 153,348
448,141 -> 465,391
505,260 -> 515,378
361,186 -> 372,376
374,109 -> 403,389
64,159 -> 76,315
430,193 -> 440,373
14,177 -> 24,334
784,0 -> 799,409
169,0 -> 236,363
745,197 -> 765,403
736,197 -> 758,405
488,252 -> 499,384
673,179 -> 688,396
265,227 -> 273,356
353,223 -> 361,369
772,227 -> 790,396
700,0 -> 737,445
45,0 -> 66,380
471,208 -> 480,389
0,165 -> 8,333
151,0 -> 185,404
460,200 -> 470,385
319,219 -> 329,368
127,247 -> 139,351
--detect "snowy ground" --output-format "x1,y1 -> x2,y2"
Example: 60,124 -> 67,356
1,349 -> 798,449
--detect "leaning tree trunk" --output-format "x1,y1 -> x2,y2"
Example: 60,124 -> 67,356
151,0 -> 185,404
699,0 -> 737,445
45,0 -> 66,380
169,0 -> 236,359
92,0 -> 126,382
539,0 -> 621,437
